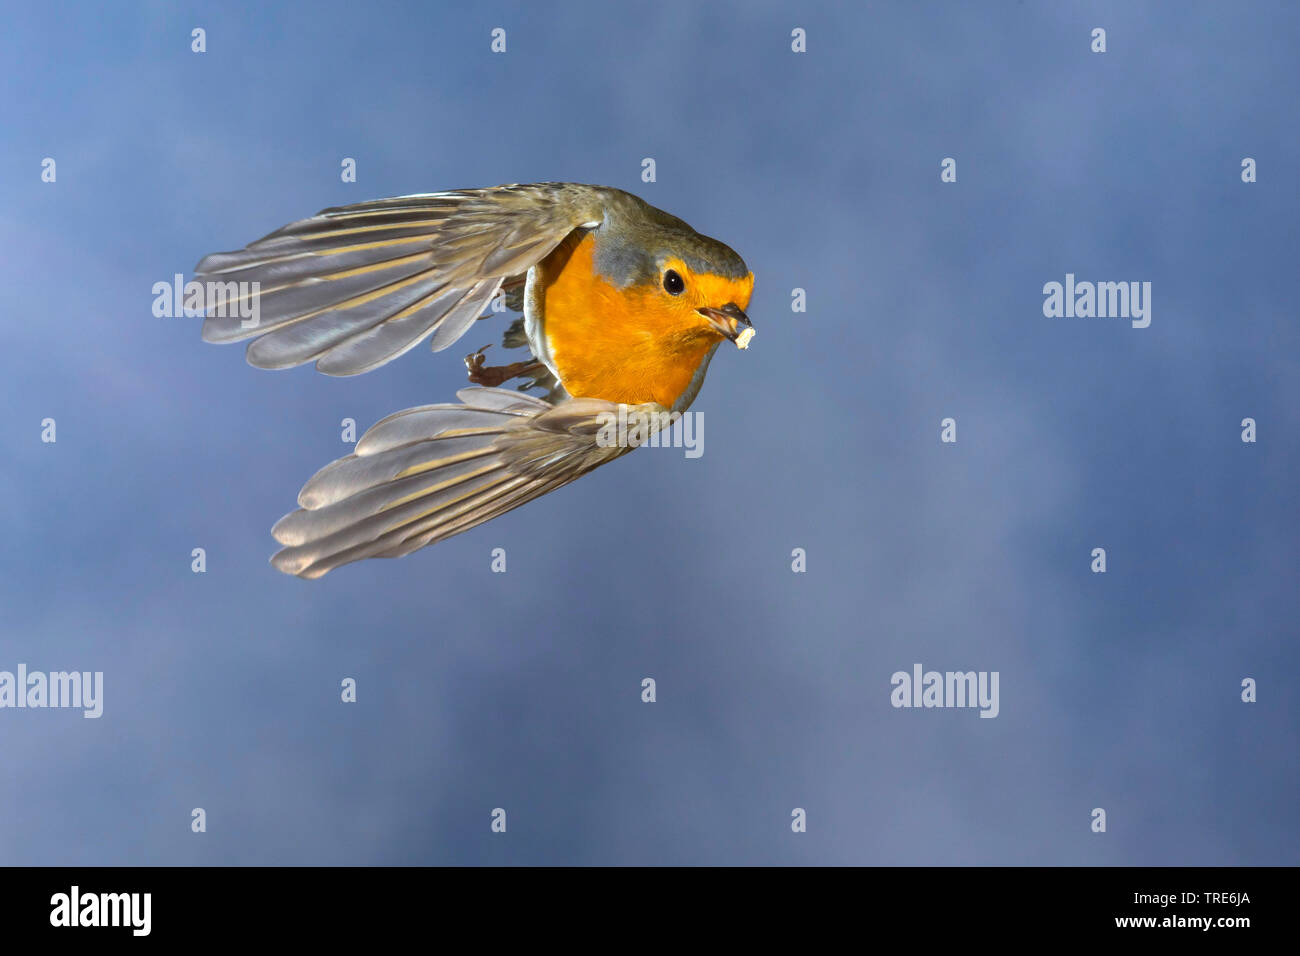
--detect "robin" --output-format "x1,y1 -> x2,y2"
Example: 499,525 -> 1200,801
195,183 -> 755,578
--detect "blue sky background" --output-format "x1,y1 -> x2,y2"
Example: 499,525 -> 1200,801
1,0 -> 1296,864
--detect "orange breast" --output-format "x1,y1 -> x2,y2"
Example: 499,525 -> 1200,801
536,232 -> 716,407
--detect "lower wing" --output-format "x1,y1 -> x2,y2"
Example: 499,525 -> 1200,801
269,387 -> 666,578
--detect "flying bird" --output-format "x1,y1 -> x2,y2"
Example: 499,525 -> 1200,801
194,183 -> 755,578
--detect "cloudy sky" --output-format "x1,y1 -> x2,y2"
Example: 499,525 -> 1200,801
1,0 -> 1296,864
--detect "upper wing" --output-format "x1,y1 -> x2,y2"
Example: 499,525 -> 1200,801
270,387 -> 668,578
193,183 -> 607,376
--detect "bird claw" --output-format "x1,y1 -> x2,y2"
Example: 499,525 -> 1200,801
465,345 -> 527,387
464,345 -> 493,380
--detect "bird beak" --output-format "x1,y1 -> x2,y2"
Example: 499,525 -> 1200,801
698,303 -> 755,349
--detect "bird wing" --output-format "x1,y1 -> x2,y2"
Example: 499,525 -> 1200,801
269,387 -> 667,578
193,183 -> 608,376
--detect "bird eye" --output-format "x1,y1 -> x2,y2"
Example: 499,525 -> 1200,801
663,270 -> 685,295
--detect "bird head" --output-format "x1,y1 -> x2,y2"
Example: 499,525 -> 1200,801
655,253 -> 755,349
593,198 -> 755,349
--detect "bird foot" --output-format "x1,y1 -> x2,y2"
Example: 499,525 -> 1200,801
464,345 -> 544,388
